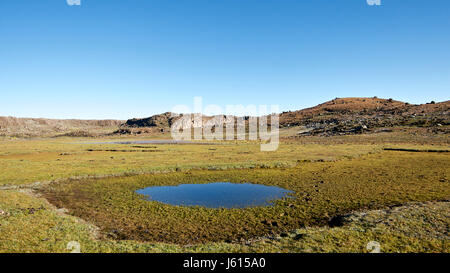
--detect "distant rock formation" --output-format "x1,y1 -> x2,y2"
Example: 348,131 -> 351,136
120,97 -> 449,136
0,117 -> 124,137
124,112 -> 179,128
1,97 -> 448,137
278,97 -> 449,136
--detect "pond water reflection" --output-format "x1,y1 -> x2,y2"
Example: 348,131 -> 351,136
136,182 -> 293,208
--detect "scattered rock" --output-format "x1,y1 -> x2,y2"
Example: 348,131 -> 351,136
261,220 -> 279,227
293,233 -> 305,240
0,209 -> 10,217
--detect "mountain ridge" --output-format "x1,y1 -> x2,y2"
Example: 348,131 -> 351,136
118,97 -> 449,136
1,97 -> 448,137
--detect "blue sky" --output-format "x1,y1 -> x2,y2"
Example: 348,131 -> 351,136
1,0 -> 449,119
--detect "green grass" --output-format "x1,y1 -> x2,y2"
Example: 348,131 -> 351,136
0,132 -> 449,253
39,151 -> 449,245
0,137 -> 380,186
1,186 -> 449,253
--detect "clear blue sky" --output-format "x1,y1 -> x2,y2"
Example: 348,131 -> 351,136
1,0 -> 449,119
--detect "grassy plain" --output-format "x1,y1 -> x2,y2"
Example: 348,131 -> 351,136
0,137 -> 381,186
41,151 -> 449,245
0,129 -> 449,253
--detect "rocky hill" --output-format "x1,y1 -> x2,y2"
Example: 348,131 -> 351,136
278,97 -> 449,136
124,112 -> 179,128
0,117 -> 124,137
119,97 -> 449,136
114,112 -> 224,135
1,97 -> 448,137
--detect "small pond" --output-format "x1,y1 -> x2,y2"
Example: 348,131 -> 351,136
136,182 -> 293,208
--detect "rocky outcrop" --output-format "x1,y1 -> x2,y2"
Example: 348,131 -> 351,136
0,117 -> 124,137
124,112 -> 179,128
2,97 -> 448,137
279,98 -> 449,136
